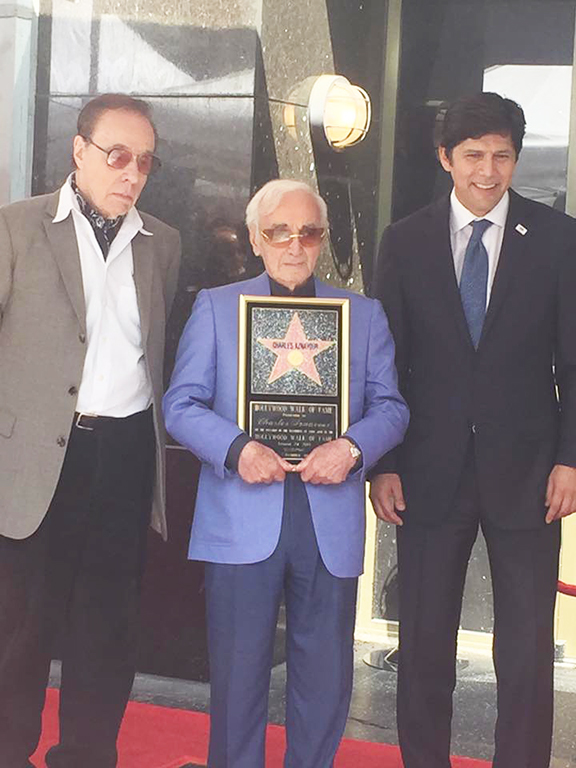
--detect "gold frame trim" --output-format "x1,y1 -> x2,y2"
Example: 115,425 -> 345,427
237,294 -> 350,442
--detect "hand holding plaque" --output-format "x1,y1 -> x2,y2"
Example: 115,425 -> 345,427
238,440 -> 294,484
295,437 -> 357,484
238,295 -> 350,463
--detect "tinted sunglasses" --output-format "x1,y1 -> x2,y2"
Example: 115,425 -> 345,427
261,225 -> 326,248
83,136 -> 161,176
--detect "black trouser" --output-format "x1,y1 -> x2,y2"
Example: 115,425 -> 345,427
0,408 -> 155,768
396,446 -> 560,768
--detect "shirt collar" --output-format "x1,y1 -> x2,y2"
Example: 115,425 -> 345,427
450,188 -> 510,234
52,175 -> 153,236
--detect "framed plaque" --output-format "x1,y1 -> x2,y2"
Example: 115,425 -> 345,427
238,295 -> 350,463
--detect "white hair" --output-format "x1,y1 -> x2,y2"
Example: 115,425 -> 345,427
245,179 -> 328,232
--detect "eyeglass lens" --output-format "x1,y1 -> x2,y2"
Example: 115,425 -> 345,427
264,226 -> 325,247
106,148 -> 160,175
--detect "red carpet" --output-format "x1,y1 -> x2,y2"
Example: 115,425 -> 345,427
33,688 -> 490,768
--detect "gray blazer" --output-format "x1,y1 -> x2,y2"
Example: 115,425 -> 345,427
0,189 -> 181,540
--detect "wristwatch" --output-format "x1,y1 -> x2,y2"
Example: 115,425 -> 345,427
343,437 -> 361,460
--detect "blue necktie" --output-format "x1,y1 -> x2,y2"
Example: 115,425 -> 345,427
459,219 -> 491,348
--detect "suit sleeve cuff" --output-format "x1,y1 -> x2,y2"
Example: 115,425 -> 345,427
225,433 -> 253,472
367,450 -> 398,481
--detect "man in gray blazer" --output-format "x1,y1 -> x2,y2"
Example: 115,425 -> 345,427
0,94 -> 181,768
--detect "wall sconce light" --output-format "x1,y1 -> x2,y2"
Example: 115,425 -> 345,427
283,74 -> 372,152
280,75 -> 373,283
309,74 -> 371,151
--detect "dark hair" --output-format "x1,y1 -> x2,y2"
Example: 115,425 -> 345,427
439,92 -> 526,159
76,93 -> 158,144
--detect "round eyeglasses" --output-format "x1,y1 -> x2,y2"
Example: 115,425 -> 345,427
261,226 -> 326,248
83,136 -> 161,176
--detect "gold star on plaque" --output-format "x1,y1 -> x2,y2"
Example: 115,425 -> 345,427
258,311 -> 334,385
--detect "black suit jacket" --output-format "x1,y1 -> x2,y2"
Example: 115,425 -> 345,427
370,189 -> 576,530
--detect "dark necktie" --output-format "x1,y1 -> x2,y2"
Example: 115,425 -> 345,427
459,219 -> 491,348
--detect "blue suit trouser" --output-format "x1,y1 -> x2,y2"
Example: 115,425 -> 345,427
204,474 -> 358,768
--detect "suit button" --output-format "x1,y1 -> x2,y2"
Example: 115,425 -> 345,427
79,333 -> 86,343
471,423 -> 477,434
68,386 -> 78,396
57,436 -> 67,447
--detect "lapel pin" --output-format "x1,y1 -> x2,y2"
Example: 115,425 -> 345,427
515,223 -> 528,236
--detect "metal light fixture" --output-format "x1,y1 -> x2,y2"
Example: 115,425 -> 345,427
283,74 -> 372,152
309,74 -> 371,151
280,75 -> 372,282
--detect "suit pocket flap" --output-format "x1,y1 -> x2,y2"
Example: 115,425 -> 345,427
0,408 -> 16,438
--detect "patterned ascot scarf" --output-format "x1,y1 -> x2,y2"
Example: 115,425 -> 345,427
71,174 -> 125,259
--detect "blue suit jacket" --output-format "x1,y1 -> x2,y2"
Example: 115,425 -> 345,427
164,272 -> 408,577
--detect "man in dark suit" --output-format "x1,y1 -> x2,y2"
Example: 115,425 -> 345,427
369,92 -> 576,767
0,94 -> 180,768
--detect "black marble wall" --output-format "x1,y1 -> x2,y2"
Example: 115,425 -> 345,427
32,0 -> 390,679
257,0 -> 389,292
32,0 -> 263,681
33,0 -> 574,665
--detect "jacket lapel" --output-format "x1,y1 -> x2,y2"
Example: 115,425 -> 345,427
479,189 -> 530,345
132,229 -> 155,344
43,193 -> 86,333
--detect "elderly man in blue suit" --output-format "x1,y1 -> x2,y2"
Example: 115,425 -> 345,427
163,179 -> 408,768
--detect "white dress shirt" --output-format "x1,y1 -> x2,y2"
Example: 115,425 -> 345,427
449,189 -> 509,308
53,179 -> 153,416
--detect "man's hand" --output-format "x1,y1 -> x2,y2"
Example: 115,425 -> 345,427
369,473 -> 405,525
295,438 -> 356,485
238,441 -> 293,484
545,464 -> 576,523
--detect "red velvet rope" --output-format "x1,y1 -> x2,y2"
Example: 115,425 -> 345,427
558,580 -> 576,597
